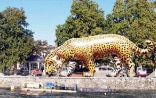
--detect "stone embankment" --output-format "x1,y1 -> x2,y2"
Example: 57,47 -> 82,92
1,76 -> 156,92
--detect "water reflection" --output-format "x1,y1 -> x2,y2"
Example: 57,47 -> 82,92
0,89 -> 156,98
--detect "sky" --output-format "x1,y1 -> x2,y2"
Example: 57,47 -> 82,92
0,0 -> 116,46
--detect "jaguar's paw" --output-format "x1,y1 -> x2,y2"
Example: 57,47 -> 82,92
59,70 -> 68,77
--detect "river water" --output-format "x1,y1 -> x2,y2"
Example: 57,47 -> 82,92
0,89 -> 156,98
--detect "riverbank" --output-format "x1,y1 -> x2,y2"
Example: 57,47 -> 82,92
1,76 -> 156,92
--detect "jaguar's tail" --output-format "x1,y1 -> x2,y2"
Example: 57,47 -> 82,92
131,40 -> 154,55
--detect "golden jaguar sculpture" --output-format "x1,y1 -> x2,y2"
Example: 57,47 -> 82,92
45,34 -> 154,77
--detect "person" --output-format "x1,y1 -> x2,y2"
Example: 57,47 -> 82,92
55,82 -> 61,90
41,66 -> 44,72
61,83 -> 65,90
74,84 -> 77,91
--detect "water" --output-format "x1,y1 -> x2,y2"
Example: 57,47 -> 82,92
0,89 -> 156,98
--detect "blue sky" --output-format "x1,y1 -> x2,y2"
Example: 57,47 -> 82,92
0,0 -> 116,46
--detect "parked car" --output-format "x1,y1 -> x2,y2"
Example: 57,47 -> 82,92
103,66 -> 128,77
17,67 -> 29,76
3,69 -> 14,76
31,69 -> 42,76
99,66 -> 114,71
136,66 -> 148,77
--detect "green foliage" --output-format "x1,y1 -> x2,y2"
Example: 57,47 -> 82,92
33,40 -> 48,56
55,0 -> 105,46
107,0 -> 156,66
0,7 -> 34,69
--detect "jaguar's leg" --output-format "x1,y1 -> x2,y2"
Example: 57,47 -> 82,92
59,61 -> 77,77
83,60 -> 95,77
107,62 -> 122,77
66,61 -> 77,76
119,66 -> 128,77
106,56 -> 122,77
127,59 -> 136,77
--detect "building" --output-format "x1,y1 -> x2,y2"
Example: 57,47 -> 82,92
24,55 -> 44,74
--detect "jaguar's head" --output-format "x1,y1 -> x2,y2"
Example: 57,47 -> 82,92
45,54 -> 63,76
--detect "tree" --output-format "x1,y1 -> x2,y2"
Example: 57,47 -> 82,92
33,40 -> 48,56
55,0 -> 105,46
107,0 -> 156,66
0,7 -> 34,69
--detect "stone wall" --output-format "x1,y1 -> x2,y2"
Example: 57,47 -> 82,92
1,76 -> 156,92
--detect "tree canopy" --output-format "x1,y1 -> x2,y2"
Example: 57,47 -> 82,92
55,0 -> 106,46
33,40 -> 48,56
108,0 -> 156,66
110,0 -> 156,42
0,7 -> 34,69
